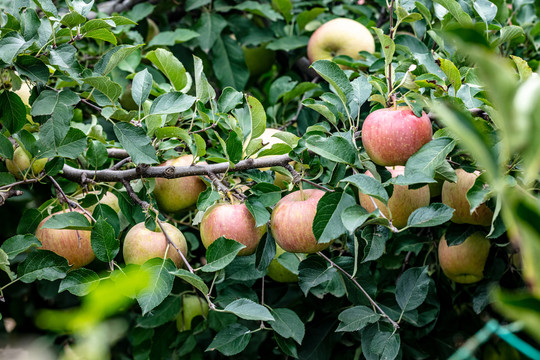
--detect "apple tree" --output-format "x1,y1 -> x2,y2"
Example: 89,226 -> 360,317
0,0 -> 539,359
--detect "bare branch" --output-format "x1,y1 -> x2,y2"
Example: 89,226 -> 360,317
121,179 -> 150,210
0,178 -> 40,191
0,188 -> 23,206
47,175 -> 96,222
317,251 -> 400,330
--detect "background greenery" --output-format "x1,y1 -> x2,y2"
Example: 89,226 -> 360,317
0,0 -> 539,359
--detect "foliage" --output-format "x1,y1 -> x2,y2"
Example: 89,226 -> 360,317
0,0 -> 539,359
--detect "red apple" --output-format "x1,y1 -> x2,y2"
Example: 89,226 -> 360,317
152,155 -> 207,213
359,166 -> 430,229
361,107 -> 433,166
441,169 -> 493,226
35,210 -> 95,268
438,231 -> 490,284
270,189 -> 330,253
307,18 -> 375,64
199,203 -> 266,256
123,222 -> 188,267
6,147 -> 47,180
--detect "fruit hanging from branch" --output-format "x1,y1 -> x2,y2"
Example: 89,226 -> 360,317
359,166 -> 430,229
270,189 -> 330,253
123,222 -> 188,268
177,294 -> 209,332
152,155 -> 206,213
267,243 -> 301,283
6,146 -> 47,180
361,107 -> 433,166
200,203 -> 266,256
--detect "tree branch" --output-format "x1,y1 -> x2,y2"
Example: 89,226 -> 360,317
317,251 -> 400,330
0,188 -> 23,206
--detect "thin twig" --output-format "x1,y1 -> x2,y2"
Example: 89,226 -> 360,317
110,157 -> 132,170
80,98 -> 102,113
156,219 -> 194,273
368,196 -> 399,233
47,175 -> 96,222
0,178 -> 40,191
207,171 -> 245,202
121,179 -> 150,210
317,251 -> 400,330
0,188 -> 23,206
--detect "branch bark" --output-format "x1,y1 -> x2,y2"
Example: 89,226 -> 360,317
0,188 -> 23,206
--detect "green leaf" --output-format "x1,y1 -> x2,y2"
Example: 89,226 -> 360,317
266,36 -> 310,51
370,331 -> 401,360
0,91 -> 27,133
342,174 -> 389,204
0,249 -> 14,281
493,289 -> 540,343
226,131 -> 242,163
145,49 -> 188,91
113,122 -> 159,165
91,217 -> 119,263
373,28 -> 395,73
58,268 -> 100,296
14,56 -> 49,83
38,124 -> 87,159
1,234 -> 41,260
193,55 -> 215,104
147,28 -> 199,47
31,89 -> 79,118
361,226 -> 390,263
433,0 -> 473,26
149,92 -> 196,115
95,45 -> 143,76
404,137 -> 455,180
255,231 -> 276,272
33,0 -> 58,17
43,212 -> 92,230
136,296 -> 182,329
132,69 -> 153,107
341,206 -> 372,234
136,258 -> 176,315
396,266 -> 431,311
17,208 -> 44,235
473,0 -> 497,24
310,60 -> 354,109
86,140 -> 108,168
395,34 -> 444,77
212,36 -> 249,91
298,256 -> 337,296
272,0 -> 293,22
195,12 -> 227,52
297,7 -> 325,30
218,87 -> 243,113
206,323 -> 251,356
405,203 -> 454,228
17,251 -> 70,283
170,268 -> 209,294
269,308 -> 305,344
275,335 -> 299,358
0,133 -> 14,160
193,133 -> 206,158
234,2 -> 283,21
84,28 -> 117,45
83,76 -> 122,104
302,99 -> 337,125
201,237 -> 246,272
305,135 -> 356,165
224,298 -> 274,321
197,188 -> 220,211
313,190 -> 356,244
0,32 -> 28,64
440,59 -> 462,92
336,306 -> 380,332
245,199 -> 270,228
247,96 -> 266,140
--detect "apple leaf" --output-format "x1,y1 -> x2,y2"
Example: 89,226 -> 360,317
245,199 -> 270,227
224,298 -> 274,321
91,217 -> 119,263
92,204 -> 120,236
1,234 -> 41,260
145,48 -> 187,91
305,134 -> 356,165
341,205 -> 372,234
212,35 -> 249,91
132,68 -> 153,107
206,323 -> 252,356
149,92 -> 196,115
42,211 -> 92,230
369,331 -> 401,360
136,258 -> 176,315
95,44 -> 143,76
201,237 -> 246,272
269,308 -> 305,344
0,90 -> 29,134
274,335 -> 298,358
298,256 -> 337,296
113,122 -> 159,165
404,203 -> 455,229
17,250 -> 70,283
136,296 -> 182,329
255,231 -> 276,272
217,87 -> 243,113
58,268 -> 101,296
336,306 -> 380,332
17,208 -> 45,234
361,225 -> 390,263
170,268 -> 209,295
0,249 -> 14,280
83,76 -> 122,104
395,266 -> 431,312
310,60 -> 354,111
342,174 -> 389,204
493,289 -> 540,344
193,55 -> 215,104
313,190 -> 356,244
404,137 -> 456,181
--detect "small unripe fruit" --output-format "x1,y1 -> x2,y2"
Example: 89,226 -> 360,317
6,147 -> 47,179
267,244 -> 299,283
176,294 -> 209,331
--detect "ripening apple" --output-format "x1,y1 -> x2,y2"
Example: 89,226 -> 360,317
270,189 -> 330,253
438,231 -> 490,284
361,107 -> 433,166
243,44 -> 276,76
266,243 -> 300,283
199,203 -> 266,256
152,155 -> 206,213
176,294 -> 209,332
359,166 -> 430,229
6,147 -> 47,180
35,210 -> 95,268
87,192 -> 120,213
123,222 -> 188,268
441,169 -> 493,226
307,18 -> 375,64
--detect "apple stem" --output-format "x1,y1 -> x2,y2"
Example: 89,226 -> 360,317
317,251 -> 400,330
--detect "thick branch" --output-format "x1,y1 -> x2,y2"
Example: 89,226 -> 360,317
0,188 -> 23,206
62,155 -> 292,183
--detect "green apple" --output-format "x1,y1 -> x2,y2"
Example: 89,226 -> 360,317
35,210 -> 95,268
152,155 -> 207,213
6,147 -> 47,180
200,203 -> 267,256
438,231 -> 490,284
243,44 -> 275,76
176,294 -> 209,332
307,18 -> 375,64
359,166 -> 430,229
123,222 -> 188,268
442,169 -> 493,226
267,244 -> 299,283
87,192 -> 120,213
